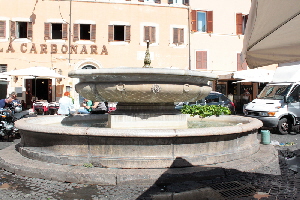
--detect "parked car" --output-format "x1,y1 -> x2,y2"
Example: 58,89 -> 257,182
175,91 -> 236,114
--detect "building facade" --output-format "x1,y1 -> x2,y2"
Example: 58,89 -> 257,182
0,0 -> 190,107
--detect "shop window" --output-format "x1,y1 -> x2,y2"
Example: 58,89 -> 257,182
236,13 -> 248,35
191,10 -> 213,33
44,22 -> 68,40
73,24 -> 96,42
108,25 -> 131,42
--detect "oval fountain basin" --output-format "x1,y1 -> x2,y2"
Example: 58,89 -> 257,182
15,115 -> 262,169
68,68 -> 217,103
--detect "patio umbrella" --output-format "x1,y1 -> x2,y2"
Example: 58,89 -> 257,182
4,66 -> 66,101
242,0 -> 300,68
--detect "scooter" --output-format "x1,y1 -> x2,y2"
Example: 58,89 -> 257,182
0,108 -> 18,141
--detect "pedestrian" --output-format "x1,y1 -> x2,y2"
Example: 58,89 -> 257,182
57,92 -> 74,115
77,98 -> 93,114
242,89 -> 251,104
0,97 -> 13,109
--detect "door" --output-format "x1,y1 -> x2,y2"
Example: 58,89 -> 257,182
287,85 -> 300,117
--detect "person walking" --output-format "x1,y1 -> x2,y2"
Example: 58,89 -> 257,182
57,92 -> 74,115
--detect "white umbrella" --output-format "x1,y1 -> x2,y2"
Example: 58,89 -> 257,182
242,0 -> 300,68
4,66 -> 66,101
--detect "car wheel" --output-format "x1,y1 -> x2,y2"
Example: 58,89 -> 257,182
277,118 -> 291,135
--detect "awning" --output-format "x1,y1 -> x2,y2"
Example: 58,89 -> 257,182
242,0 -> 300,68
233,69 -> 275,83
3,66 -> 65,78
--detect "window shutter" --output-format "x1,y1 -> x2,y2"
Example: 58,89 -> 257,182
0,21 -> 6,38
62,23 -> 68,40
44,22 -> 51,40
237,53 -> 248,70
10,21 -> 16,38
183,0 -> 189,6
73,23 -> 79,42
207,11 -> 213,33
168,0 -> 173,4
155,0 -> 161,3
196,51 -> 207,69
144,26 -> 150,42
125,25 -> 131,42
151,26 -> 156,43
27,22 -> 33,39
236,13 -> 243,35
179,28 -> 184,44
173,28 -> 178,44
91,24 -> 96,42
108,25 -> 114,42
191,10 -> 197,32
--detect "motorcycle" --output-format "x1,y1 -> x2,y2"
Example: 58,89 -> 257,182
0,108 -> 19,140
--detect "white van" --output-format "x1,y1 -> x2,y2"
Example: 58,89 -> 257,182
244,62 -> 300,134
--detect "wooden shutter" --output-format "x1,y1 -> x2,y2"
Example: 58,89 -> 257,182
125,25 -> 131,42
10,21 -> 16,38
207,11 -> 213,33
196,51 -> 207,69
236,13 -> 243,35
179,28 -> 184,44
183,0 -> 189,6
27,22 -> 33,39
0,21 -> 6,38
173,28 -> 178,44
91,24 -> 96,42
144,26 -> 150,42
151,26 -> 156,43
62,23 -> 68,40
191,10 -> 197,32
44,22 -> 51,40
73,23 -> 79,42
237,53 -> 247,71
108,25 -> 114,42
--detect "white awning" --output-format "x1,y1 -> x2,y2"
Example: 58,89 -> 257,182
233,69 -> 275,82
242,0 -> 300,68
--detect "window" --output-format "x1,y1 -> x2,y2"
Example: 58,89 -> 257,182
236,13 -> 248,35
237,53 -> 247,71
82,65 -> 96,69
168,0 -> 189,5
10,21 -> 32,39
191,10 -> 213,33
196,51 -> 207,69
138,0 -> 161,3
44,23 -> 68,40
0,64 -> 7,73
144,26 -> 156,43
0,21 -> 6,39
173,28 -> 184,45
73,24 -> 96,42
108,25 -> 131,42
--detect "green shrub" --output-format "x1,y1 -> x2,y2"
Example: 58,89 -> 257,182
180,105 -> 231,118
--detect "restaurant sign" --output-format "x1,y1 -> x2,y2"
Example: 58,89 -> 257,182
0,43 -> 108,55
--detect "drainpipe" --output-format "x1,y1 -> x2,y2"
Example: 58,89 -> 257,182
187,5 -> 191,70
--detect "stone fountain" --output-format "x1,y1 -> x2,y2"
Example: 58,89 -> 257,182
2,44 -> 263,184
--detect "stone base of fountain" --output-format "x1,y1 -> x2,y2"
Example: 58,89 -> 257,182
15,115 -> 262,169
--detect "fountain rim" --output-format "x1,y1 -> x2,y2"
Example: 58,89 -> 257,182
68,67 -> 218,79
15,115 -> 263,137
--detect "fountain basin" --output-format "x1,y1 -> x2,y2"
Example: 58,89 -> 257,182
15,115 -> 262,169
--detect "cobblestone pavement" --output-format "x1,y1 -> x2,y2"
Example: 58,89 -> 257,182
0,131 -> 300,199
